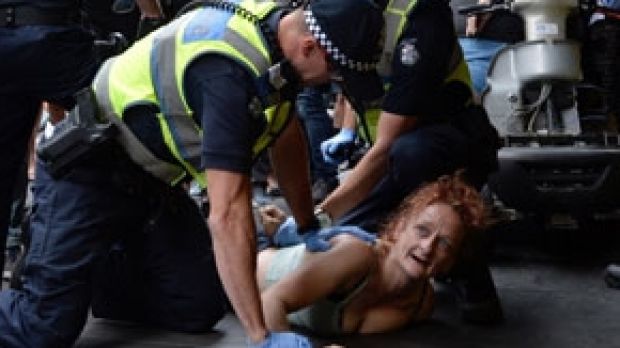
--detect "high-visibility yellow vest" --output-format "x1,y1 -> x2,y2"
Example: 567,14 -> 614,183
362,0 -> 473,142
94,0 -> 292,187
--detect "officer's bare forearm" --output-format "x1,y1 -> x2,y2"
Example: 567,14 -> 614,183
206,170 -> 267,343
270,115 -> 315,228
320,144 -> 388,219
321,111 -> 418,219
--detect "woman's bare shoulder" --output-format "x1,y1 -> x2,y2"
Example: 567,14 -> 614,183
331,233 -> 376,252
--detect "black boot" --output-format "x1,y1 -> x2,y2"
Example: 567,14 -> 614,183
604,263 -> 620,289
451,265 -> 504,325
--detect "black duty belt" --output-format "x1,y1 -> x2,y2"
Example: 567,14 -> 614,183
0,6 -> 76,27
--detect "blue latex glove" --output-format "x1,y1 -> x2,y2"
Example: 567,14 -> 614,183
318,225 -> 377,245
272,217 -> 305,247
320,128 -> 356,165
248,332 -> 312,348
273,217 -> 377,252
304,225 -> 377,251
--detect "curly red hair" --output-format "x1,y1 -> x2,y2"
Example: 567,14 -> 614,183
380,172 -> 487,244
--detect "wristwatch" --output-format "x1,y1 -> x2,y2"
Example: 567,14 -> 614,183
314,207 -> 333,228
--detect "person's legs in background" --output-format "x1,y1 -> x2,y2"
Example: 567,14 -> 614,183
0,19 -> 97,281
3,102 -> 49,283
585,4 -> 620,289
0,96 -> 39,285
458,37 -> 507,95
296,85 -> 339,203
3,159 -> 29,282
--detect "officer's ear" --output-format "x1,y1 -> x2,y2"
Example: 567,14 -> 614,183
300,34 -> 320,58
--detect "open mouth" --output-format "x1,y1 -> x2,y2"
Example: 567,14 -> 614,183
409,252 -> 428,267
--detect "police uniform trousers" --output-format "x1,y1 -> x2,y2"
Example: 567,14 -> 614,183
0,147 -> 226,348
0,23 -> 98,275
337,105 -> 500,307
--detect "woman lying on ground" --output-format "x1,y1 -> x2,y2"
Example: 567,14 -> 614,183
255,173 -> 487,336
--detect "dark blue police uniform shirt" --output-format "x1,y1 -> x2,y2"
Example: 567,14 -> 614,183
125,8 -> 287,176
184,55 -> 266,175
381,0 -> 460,118
0,0 -> 96,105
184,8 -> 285,175
0,0 -> 79,9
123,55 -> 264,175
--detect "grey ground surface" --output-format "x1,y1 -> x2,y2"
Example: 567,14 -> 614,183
75,262 -> 620,348
4,203 -> 620,347
75,216 -> 620,348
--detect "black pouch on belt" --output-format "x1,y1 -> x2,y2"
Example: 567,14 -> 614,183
37,88 -> 119,179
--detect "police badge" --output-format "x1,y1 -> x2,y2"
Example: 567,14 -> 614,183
400,39 -> 419,66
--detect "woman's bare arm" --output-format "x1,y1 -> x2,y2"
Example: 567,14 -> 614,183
260,236 -> 375,331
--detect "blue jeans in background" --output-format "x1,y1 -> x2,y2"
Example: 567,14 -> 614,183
458,38 -> 507,95
296,85 -> 338,182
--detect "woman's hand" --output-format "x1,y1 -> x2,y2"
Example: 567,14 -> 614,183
259,205 -> 287,236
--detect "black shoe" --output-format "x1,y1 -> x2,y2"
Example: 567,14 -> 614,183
604,263 -> 620,289
311,177 -> 339,203
452,267 -> 504,325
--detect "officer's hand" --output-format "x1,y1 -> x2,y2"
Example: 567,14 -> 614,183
320,128 -> 356,165
274,217 -> 377,252
301,229 -> 332,252
259,205 -> 287,236
248,332 -> 313,348
272,217 -> 304,247
317,225 -> 377,245
273,217 -> 331,251
303,225 -> 377,252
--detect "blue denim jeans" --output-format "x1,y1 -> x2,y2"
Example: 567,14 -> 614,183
458,38 -> 507,95
296,85 -> 337,181
0,150 -> 225,347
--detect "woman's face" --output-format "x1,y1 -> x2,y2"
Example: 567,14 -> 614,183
392,203 -> 464,279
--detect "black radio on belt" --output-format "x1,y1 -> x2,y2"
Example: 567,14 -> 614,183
37,88 -> 118,178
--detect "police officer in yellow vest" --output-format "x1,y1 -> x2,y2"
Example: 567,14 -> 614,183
277,0 -> 504,324
0,0 -> 385,346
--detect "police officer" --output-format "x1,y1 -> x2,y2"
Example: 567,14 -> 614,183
0,0 -> 385,347
281,0 -> 504,324
0,0 -> 98,285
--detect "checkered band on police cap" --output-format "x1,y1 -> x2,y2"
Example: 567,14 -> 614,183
304,6 -> 377,72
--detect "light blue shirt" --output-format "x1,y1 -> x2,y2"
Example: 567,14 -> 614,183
591,0 -> 620,24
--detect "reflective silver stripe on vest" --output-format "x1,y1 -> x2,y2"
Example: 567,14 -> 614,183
96,58 -> 186,183
391,0 -> 411,11
152,20 -> 271,170
222,27 -> 271,74
152,19 -> 203,170
378,11 -> 400,76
